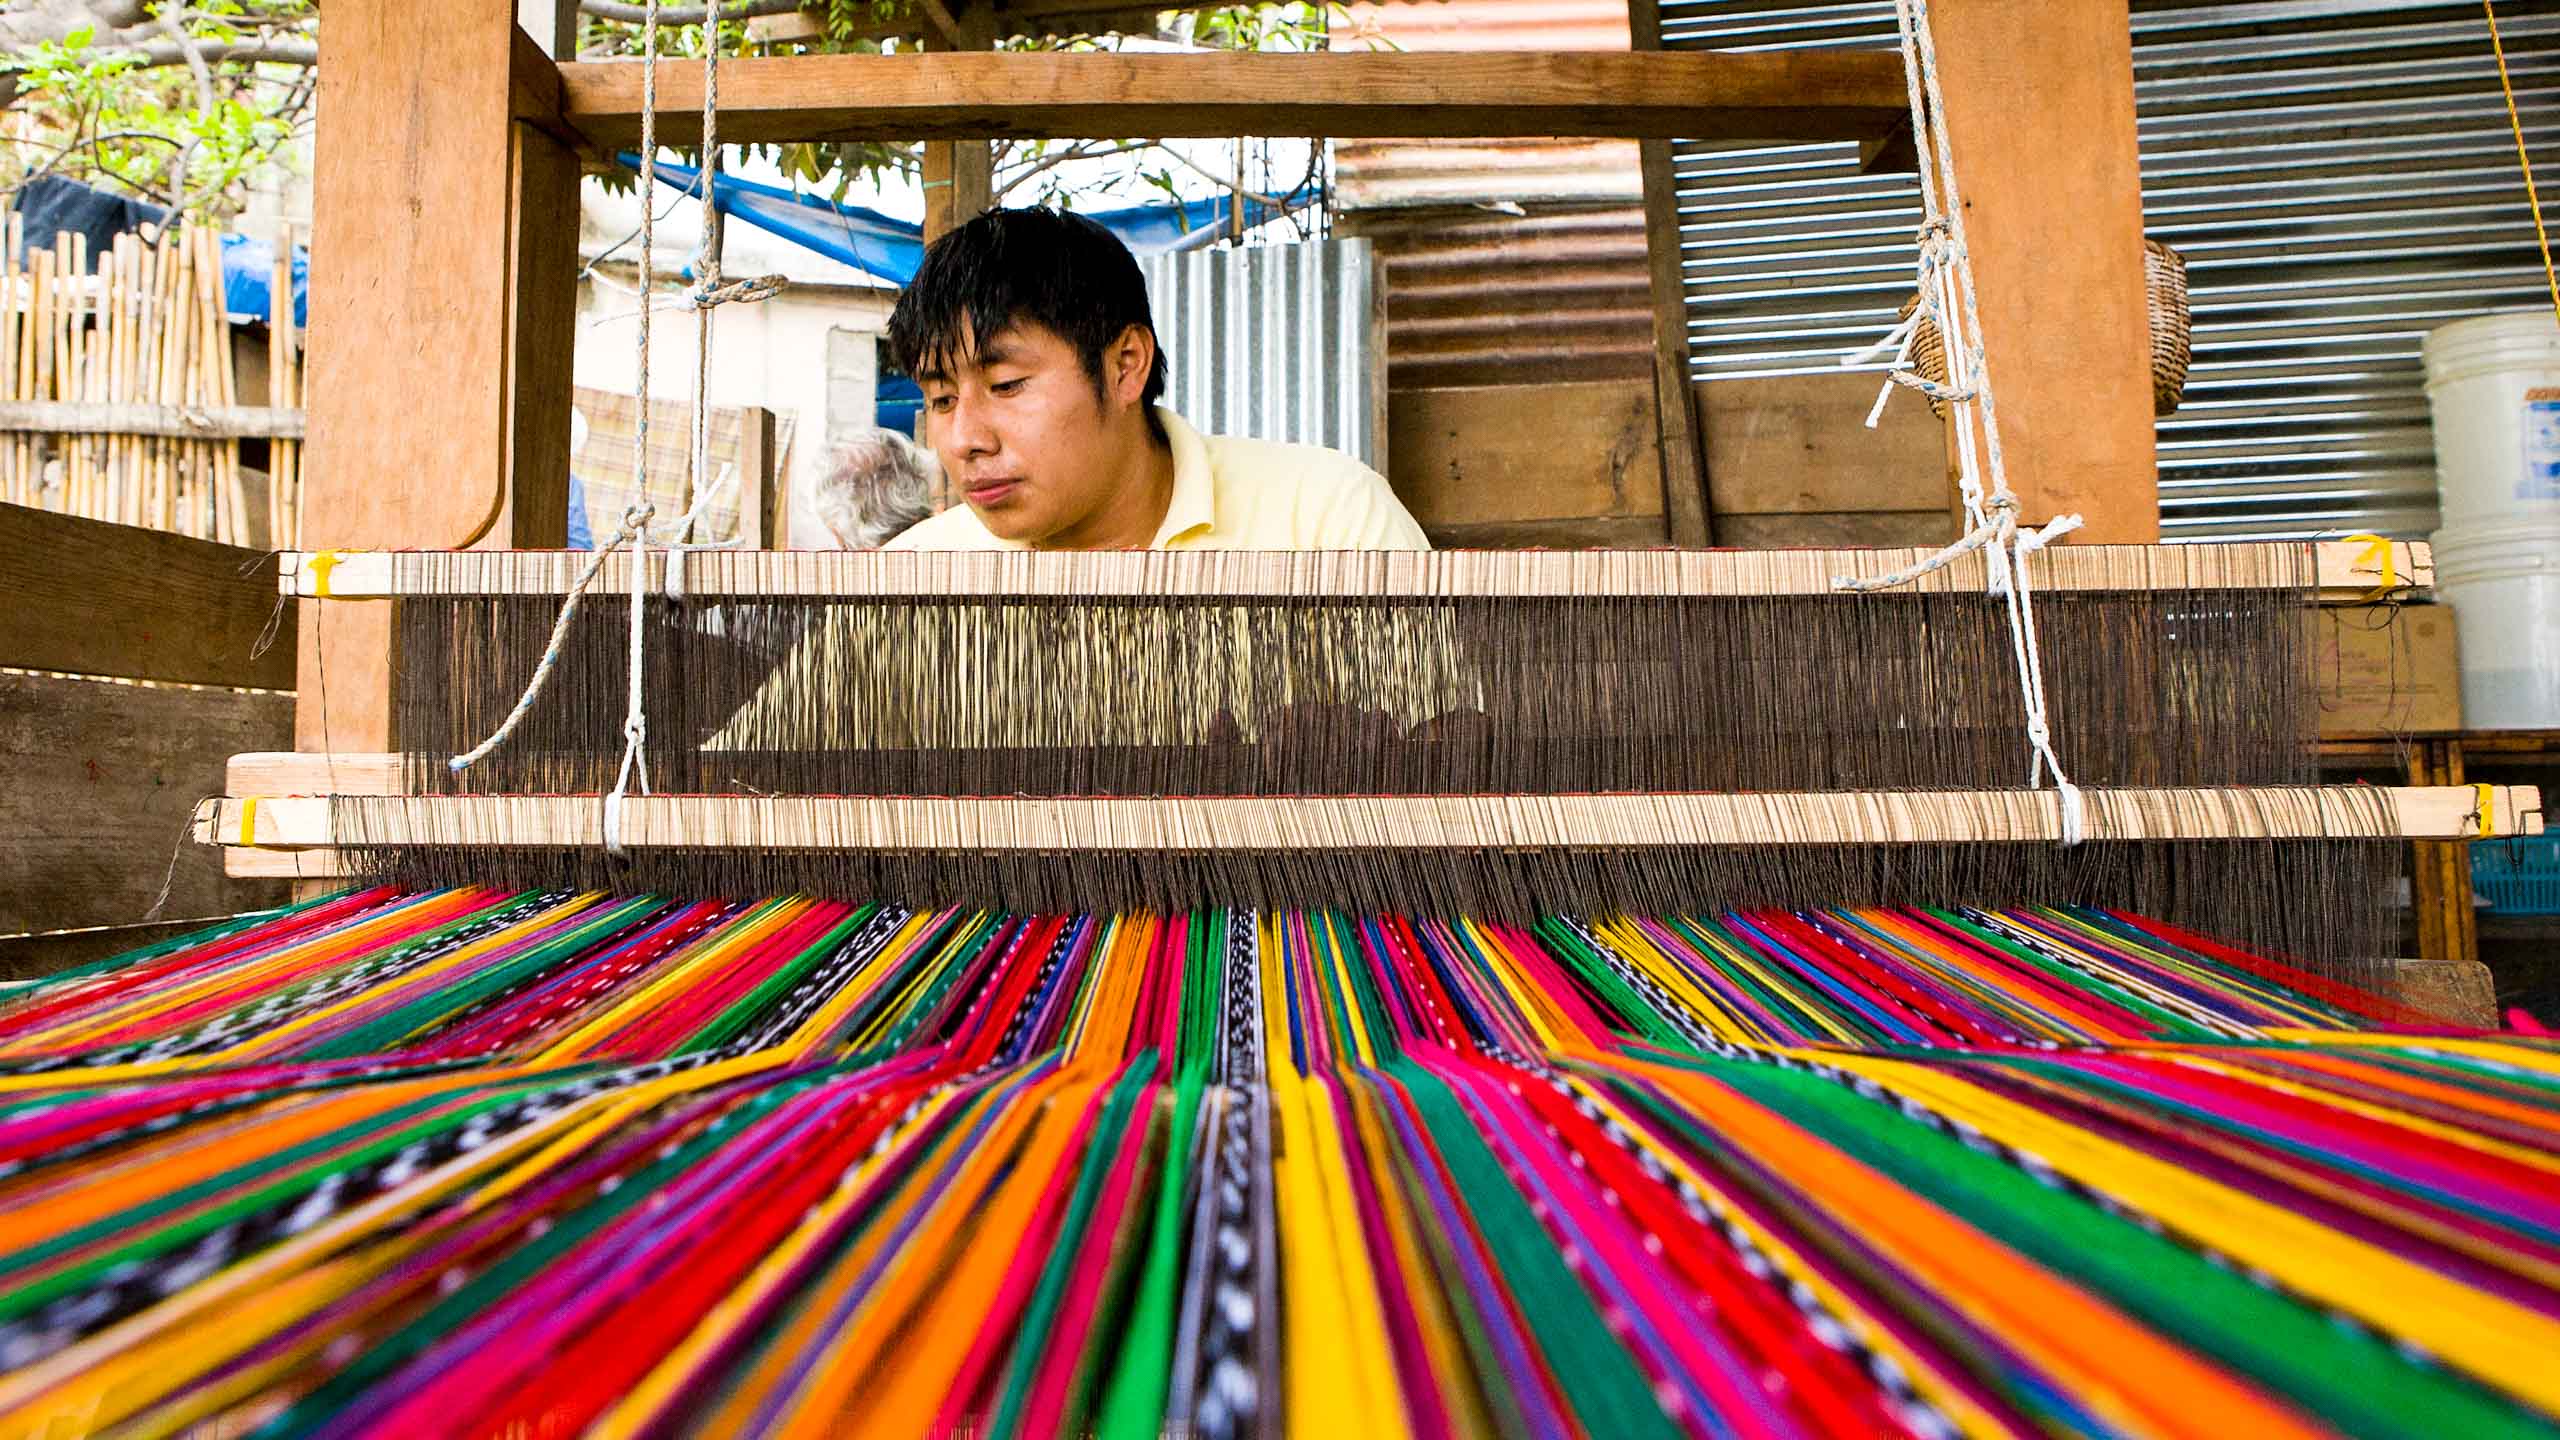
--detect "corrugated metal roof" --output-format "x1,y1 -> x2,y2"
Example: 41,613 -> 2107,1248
1332,0 -> 1651,388
1661,0 -> 2560,542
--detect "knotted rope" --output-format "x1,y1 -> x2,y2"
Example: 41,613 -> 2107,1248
1835,0 -> 2086,842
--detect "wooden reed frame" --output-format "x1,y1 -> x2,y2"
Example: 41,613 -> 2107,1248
277,540 -> 2433,602
201,752 -> 2542,879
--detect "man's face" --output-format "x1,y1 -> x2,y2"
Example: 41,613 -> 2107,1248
919,320 -> 1143,547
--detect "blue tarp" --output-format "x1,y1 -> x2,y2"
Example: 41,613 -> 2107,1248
219,233 -> 309,328
8,177 -> 307,326
627,156 -> 1284,285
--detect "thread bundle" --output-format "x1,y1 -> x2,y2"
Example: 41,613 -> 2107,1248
0,888 -> 2553,1438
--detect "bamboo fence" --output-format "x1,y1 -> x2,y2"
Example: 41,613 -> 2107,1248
0,217 -> 301,547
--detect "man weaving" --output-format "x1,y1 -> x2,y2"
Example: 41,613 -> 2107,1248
882,207 -> 1429,552
718,208 -> 1445,771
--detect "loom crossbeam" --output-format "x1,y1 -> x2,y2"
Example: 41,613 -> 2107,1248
275,539 -> 2435,601
200,781 -> 2541,853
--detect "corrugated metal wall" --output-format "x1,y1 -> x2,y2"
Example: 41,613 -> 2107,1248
1662,0 -> 2560,540
1141,238 -> 1388,470
1335,0 -> 1654,390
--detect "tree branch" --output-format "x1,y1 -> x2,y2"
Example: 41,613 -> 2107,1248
576,0 -> 805,22
993,138 -> 1150,199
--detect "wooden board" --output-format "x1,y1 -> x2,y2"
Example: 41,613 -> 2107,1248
2376,957 -> 2499,1029
1714,512 -> 1956,548
1,672 -> 291,933
1388,381 -> 1663,536
1698,374 -> 1947,516
0,501 -> 296,689
556,50 -> 1912,146
202,784 -> 2542,857
1928,0 -> 2158,541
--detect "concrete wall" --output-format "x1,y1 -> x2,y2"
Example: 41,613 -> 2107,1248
573,275 -> 897,547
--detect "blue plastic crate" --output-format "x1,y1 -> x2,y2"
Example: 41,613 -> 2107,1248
2474,836 -> 2560,916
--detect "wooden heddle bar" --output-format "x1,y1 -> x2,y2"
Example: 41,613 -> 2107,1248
199,786 -> 2541,860
279,541 -> 2433,602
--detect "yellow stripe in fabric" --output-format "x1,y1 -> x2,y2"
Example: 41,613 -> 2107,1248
0,889 -> 489,1058
212,894 -> 606,1064
0,1080 -> 620,1431
1630,1058 -> 2331,1440
588,1087 -> 970,1440
777,906 -> 946,1058
1560,1071 -> 2015,1440
537,896 -> 809,1062
1818,1051 -> 2560,1413
2256,1031 -> 2560,1077
2150,1050 -> 2560,1178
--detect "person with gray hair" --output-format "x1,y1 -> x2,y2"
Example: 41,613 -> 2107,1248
813,428 -> 938,548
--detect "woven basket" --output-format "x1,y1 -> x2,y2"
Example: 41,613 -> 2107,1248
1901,237 -> 2192,419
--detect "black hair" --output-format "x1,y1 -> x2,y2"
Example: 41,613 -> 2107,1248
887,207 -> 1169,414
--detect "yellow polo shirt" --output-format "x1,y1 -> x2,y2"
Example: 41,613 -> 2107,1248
886,407 -> 1430,550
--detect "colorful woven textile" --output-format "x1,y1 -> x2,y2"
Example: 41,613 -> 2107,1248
0,887 -> 2554,1438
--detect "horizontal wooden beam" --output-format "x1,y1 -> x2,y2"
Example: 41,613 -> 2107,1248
0,402 -> 306,441
0,503 -> 296,689
200,780 -> 2540,859
556,50 -> 1912,146
274,540 -> 2431,602
748,0 -> 1221,46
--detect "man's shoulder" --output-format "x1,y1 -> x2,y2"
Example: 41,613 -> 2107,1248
882,504 -> 999,549
1196,430 -> 1429,550
1199,430 -> 1384,496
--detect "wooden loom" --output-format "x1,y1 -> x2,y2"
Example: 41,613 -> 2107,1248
243,2 -> 2523,975
23,9 -> 2560,1437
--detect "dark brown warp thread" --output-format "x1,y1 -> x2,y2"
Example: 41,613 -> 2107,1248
329,808 -> 2396,976
394,587 -> 2318,798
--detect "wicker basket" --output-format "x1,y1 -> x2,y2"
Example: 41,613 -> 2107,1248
1901,237 -> 2192,419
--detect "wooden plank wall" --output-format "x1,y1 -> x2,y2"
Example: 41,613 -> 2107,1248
1386,374 -> 1946,548
0,672 -> 291,937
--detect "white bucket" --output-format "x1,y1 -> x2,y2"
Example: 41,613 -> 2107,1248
2423,310 -> 2560,528
2429,521 -> 2560,728
2423,311 -> 2560,727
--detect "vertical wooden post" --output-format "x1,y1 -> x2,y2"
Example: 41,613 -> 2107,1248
296,1 -> 580,751
735,405 -> 778,549
920,4 -> 997,245
1626,0 -> 1712,546
1926,0 -> 2157,542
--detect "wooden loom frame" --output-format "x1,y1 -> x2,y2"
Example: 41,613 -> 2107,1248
275,540 -> 2434,601
249,5 -> 2449,899
203,750 -> 2542,881
300,0 -> 2161,753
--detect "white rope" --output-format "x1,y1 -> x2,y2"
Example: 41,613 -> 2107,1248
451,0 -> 776,854
609,501 -> 656,855
447,509 -> 649,777
656,460 -> 740,603
596,0 -> 670,856
1833,0 -> 2089,841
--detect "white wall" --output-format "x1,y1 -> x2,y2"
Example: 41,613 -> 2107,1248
573,274 -> 895,547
